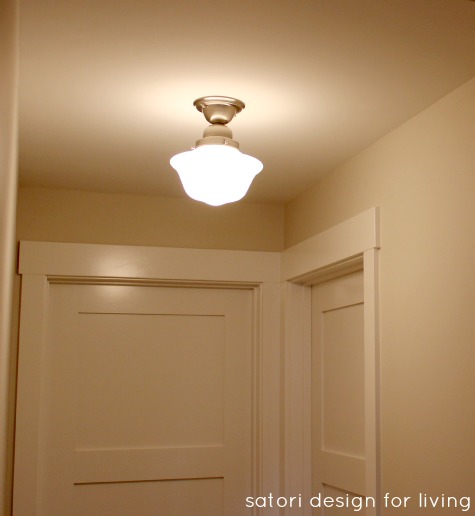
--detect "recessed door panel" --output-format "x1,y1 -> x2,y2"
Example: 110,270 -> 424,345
74,312 -> 225,449
72,479 -> 223,516
322,303 -> 365,457
312,271 -> 367,514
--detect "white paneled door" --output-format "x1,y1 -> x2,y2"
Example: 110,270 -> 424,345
33,282 -> 252,515
37,283 -> 254,515
311,271 -> 366,515
39,283 -> 254,515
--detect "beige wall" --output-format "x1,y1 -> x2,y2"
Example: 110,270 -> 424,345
17,188 -> 284,252
0,1 -> 18,515
286,77 -> 475,509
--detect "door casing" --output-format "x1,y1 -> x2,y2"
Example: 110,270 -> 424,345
14,244 -> 281,515
281,207 -> 380,516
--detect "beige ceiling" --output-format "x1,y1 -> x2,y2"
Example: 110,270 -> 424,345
19,0 -> 475,204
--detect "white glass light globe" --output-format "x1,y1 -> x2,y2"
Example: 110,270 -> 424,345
170,145 -> 263,206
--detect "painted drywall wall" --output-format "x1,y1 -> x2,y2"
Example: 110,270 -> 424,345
0,1 -> 18,515
17,188 -> 284,252
286,77 -> 475,511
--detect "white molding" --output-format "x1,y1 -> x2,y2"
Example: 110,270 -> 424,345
281,207 -> 379,282
14,243 -> 281,515
281,208 -> 381,516
19,241 -> 281,283
282,282 -> 312,507
363,248 -> 381,515
259,282 -> 282,500
13,275 -> 48,515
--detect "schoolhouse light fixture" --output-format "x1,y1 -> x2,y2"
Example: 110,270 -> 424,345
170,96 -> 263,206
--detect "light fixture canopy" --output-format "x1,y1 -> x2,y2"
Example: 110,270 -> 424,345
170,96 -> 263,206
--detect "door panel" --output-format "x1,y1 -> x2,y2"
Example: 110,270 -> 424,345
321,303 -> 365,458
72,479 -> 223,516
38,283 -> 253,515
312,271 -> 366,514
74,313 -> 225,449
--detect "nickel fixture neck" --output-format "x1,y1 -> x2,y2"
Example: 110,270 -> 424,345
193,96 -> 244,150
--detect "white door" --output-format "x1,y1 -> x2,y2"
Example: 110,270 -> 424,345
33,282 -> 253,515
311,270 -> 367,514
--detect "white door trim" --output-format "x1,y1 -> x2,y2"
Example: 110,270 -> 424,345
281,207 -> 381,515
18,241 -> 281,283
14,242 -> 281,515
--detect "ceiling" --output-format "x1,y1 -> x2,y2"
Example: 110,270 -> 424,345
19,0 -> 475,204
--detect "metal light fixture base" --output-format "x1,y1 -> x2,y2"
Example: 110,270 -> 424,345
193,96 -> 244,149
193,96 -> 245,125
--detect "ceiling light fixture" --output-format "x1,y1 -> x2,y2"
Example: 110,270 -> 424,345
170,96 -> 263,206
